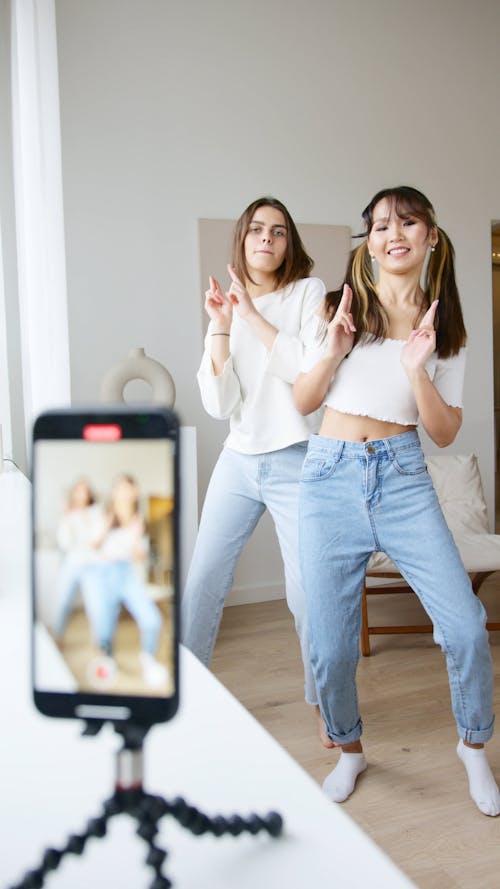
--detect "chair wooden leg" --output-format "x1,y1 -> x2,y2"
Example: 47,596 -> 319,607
361,570 -> 500,656
360,583 -> 371,657
471,571 -> 500,631
471,571 -> 495,595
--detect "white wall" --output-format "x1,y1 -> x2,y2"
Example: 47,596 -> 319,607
54,0 -> 500,601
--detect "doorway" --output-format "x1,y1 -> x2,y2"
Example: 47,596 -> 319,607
492,221 -> 500,530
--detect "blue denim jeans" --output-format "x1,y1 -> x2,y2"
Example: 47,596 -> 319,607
53,558 -> 84,637
299,430 -> 495,745
81,561 -> 161,656
181,443 -> 318,705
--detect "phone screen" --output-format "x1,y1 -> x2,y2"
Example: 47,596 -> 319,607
32,409 -> 179,725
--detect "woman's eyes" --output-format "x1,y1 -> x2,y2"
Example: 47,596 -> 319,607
248,226 -> 286,236
374,219 -> 417,232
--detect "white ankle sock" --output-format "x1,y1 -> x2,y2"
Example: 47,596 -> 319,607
141,652 -> 169,688
322,752 -> 367,803
457,739 -> 500,817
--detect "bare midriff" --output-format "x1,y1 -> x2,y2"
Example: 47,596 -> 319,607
319,407 -> 416,443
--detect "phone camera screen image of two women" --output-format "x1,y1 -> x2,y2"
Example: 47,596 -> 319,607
32,411 -> 178,721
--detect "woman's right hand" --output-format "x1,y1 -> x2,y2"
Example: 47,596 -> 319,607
205,275 -> 233,331
325,284 -> 356,361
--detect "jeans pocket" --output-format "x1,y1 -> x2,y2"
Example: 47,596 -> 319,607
391,446 -> 428,476
301,451 -> 339,481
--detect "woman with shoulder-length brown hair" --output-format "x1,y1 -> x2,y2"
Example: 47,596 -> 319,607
294,184 -> 499,814
182,195 -> 329,743
230,196 -> 316,290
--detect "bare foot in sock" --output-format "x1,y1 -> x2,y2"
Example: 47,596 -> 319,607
322,751 -> 367,802
457,739 -> 500,816
315,705 -> 335,748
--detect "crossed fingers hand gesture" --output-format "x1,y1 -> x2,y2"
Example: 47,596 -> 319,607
226,265 -> 256,319
401,299 -> 439,374
204,275 -> 233,328
326,284 -> 356,361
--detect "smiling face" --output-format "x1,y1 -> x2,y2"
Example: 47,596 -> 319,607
367,196 -> 437,277
243,205 -> 288,280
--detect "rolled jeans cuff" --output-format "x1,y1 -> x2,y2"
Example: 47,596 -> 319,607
459,715 -> 495,745
325,718 -> 363,746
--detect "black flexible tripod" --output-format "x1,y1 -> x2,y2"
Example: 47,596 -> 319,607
8,720 -> 284,889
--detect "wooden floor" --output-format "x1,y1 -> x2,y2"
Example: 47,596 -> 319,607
56,599 -> 174,695
212,578 -> 500,889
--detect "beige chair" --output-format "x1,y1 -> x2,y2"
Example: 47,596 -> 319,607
361,453 -> 500,656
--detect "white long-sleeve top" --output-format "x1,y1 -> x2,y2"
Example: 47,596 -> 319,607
197,276 -> 326,454
56,503 -> 104,559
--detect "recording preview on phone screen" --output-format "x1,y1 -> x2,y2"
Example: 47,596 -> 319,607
32,410 -> 178,722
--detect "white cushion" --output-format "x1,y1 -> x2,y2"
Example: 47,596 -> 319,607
426,454 -> 489,535
366,453 -> 500,580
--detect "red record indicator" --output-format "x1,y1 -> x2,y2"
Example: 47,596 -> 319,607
82,423 -> 123,442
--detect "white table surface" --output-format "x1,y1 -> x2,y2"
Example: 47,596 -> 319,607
0,467 -> 417,889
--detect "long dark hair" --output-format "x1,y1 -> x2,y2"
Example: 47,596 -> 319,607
231,196 -> 314,290
324,186 -> 466,358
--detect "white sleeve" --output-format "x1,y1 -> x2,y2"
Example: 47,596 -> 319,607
432,347 -> 467,407
87,507 -> 108,547
300,315 -> 329,373
196,330 -> 242,420
265,278 -> 326,383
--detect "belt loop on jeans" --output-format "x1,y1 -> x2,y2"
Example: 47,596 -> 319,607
384,437 -> 394,460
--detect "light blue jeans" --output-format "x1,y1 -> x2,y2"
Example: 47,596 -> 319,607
54,559 -> 84,637
81,561 -> 161,656
299,430 -> 495,745
181,443 -> 317,704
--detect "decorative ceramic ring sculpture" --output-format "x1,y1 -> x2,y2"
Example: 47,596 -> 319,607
100,347 -> 176,407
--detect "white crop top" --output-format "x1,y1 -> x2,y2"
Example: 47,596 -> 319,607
301,331 -> 467,426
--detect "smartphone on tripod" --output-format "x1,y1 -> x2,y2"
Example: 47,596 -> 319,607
31,407 -> 179,727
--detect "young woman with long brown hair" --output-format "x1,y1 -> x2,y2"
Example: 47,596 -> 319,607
182,196 -> 328,736
295,185 -> 499,814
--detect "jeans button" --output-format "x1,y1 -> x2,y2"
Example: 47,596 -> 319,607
366,445 -> 375,454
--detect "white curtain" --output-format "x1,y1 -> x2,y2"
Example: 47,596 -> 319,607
0,214 -> 12,462
10,0 -> 70,451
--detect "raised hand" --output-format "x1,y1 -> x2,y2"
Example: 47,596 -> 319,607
325,284 -> 356,361
204,275 -> 233,331
226,264 -> 257,319
401,299 -> 439,376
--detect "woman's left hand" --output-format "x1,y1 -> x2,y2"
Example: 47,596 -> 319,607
226,265 -> 257,320
401,300 -> 439,376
